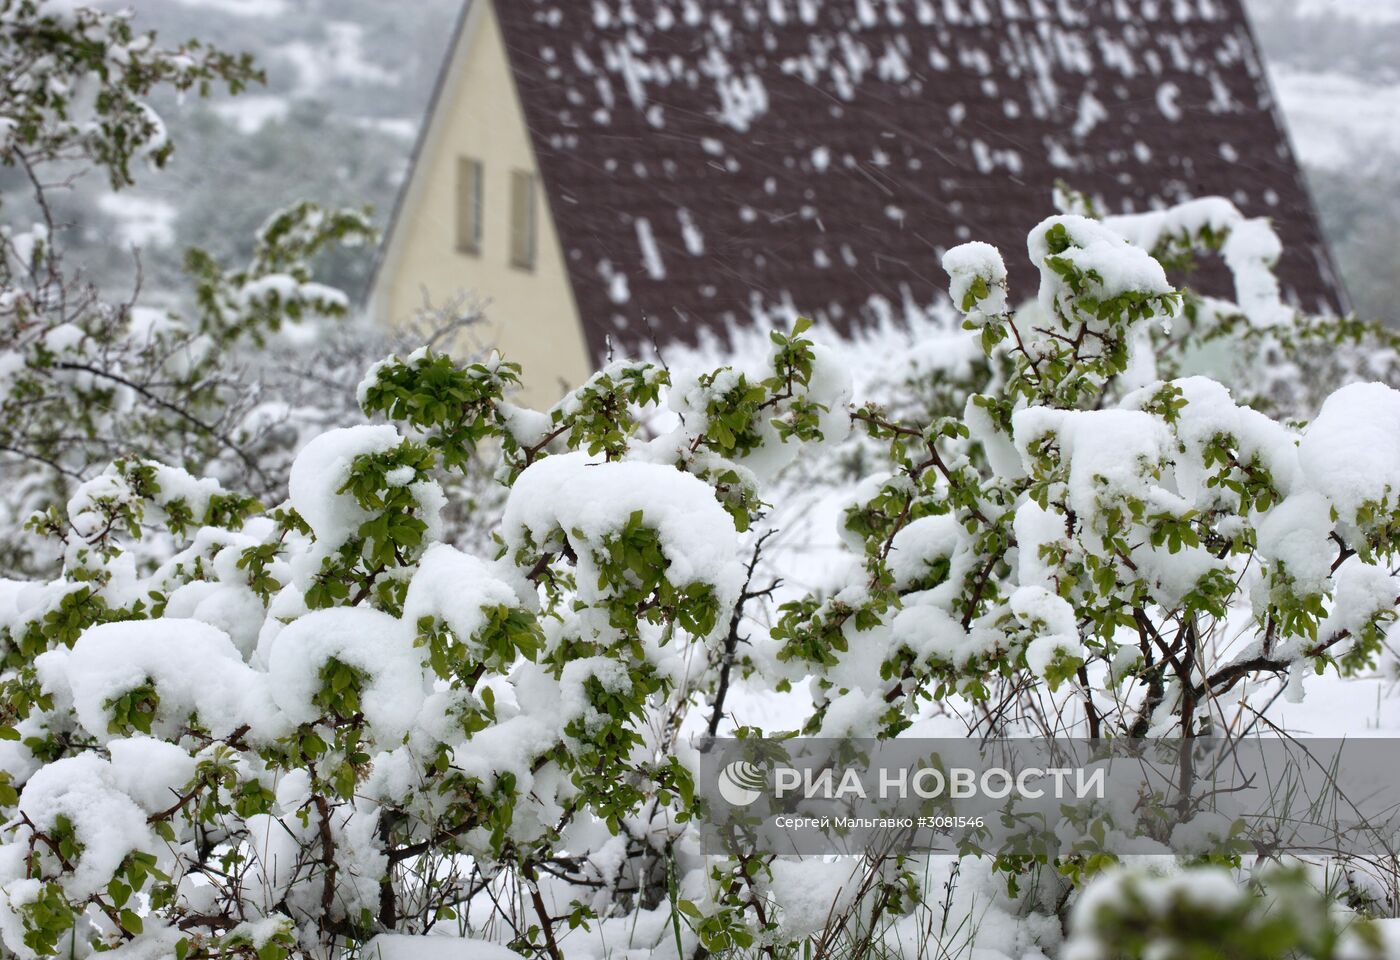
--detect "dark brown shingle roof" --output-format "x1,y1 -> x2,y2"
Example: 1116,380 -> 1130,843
492,0 -> 1342,360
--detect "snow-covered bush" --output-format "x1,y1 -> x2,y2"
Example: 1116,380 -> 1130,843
0,188 -> 1395,959
0,0 -> 392,577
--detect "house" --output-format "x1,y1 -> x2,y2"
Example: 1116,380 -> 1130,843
369,0 -> 1343,403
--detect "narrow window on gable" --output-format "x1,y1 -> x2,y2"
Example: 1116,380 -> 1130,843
456,156 -> 483,255
510,169 -> 537,271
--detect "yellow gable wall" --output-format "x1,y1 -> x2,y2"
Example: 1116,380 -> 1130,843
371,0 -> 592,406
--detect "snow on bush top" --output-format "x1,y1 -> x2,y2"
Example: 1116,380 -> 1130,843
38,619 -> 272,744
1104,197 -> 1292,328
501,452 -> 743,614
288,424 -> 410,549
1299,380 -> 1400,526
1029,215 -> 1174,325
266,607 -> 429,745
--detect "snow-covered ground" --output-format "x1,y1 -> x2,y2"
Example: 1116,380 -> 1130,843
1269,69 -> 1400,171
96,193 -> 177,249
276,22 -> 399,98
1290,0 -> 1400,23
212,95 -> 292,135
163,0 -> 286,14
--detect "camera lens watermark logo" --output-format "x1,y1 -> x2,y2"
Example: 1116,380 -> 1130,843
717,760 -> 768,806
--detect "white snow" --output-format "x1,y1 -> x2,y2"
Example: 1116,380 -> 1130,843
8,754 -> 154,899
402,544 -> 533,654
886,514 -> 966,591
1014,500 -> 1068,592
1292,0 -> 1400,24
162,580 -> 265,658
1029,215 -> 1174,323
1106,199 -> 1291,327
1125,376 -> 1301,506
1255,492 -> 1335,594
501,452 -> 743,615
212,95 -> 292,134
635,215 -> 666,280
97,193 -> 176,248
278,23 -> 397,99
1298,382 -> 1400,525
1321,556 -> 1399,643
1012,407 -> 1171,526
1071,90 -> 1107,138
38,619 -> 272,743
677,207 -> 706,255
266,607 -> 429,744
1265,66 -> 1400,174
942,240 -> 1008,319
1010,585 -> 1085,679
106,737 -> 197,814
288,424 -> 402,549
1156,81 -> 1182,121
767,859 -> 863,938
360,934 -> 520,959
165,0 -> 286,15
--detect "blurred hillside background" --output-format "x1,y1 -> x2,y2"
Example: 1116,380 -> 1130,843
51,0 -> 1400,323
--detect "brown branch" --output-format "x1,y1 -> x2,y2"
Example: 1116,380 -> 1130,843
708,530 -> 779,737
313,793 -> 339,930
524,862 -> 564,960
378,813 -> 396,928
1077,664 -> 1101,738
141,725 -> 247,822
1191,615 -> 1384,702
